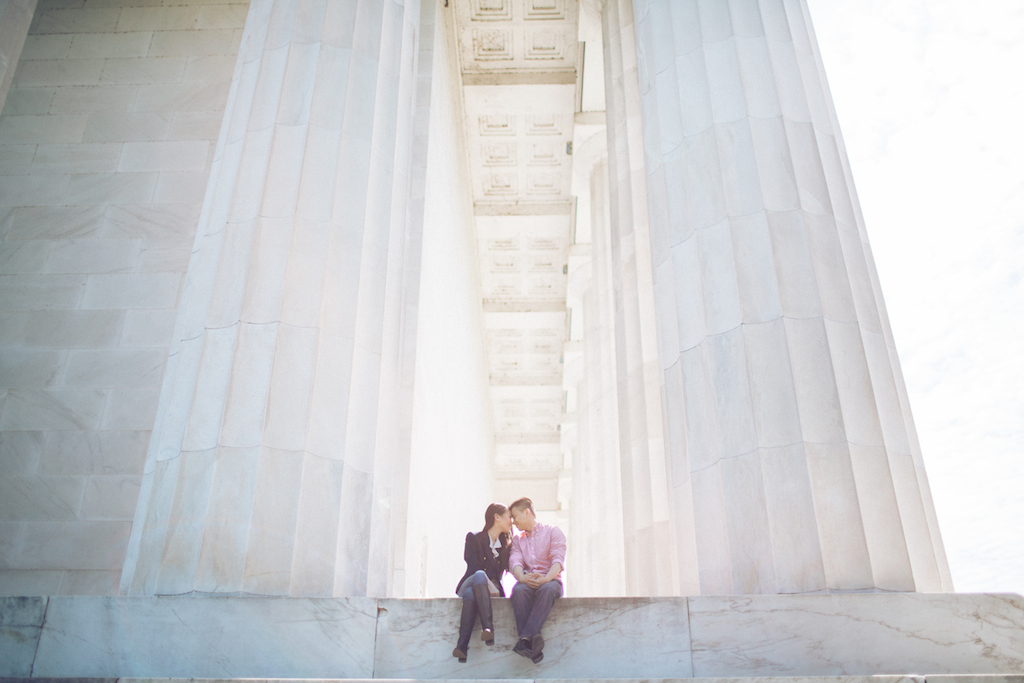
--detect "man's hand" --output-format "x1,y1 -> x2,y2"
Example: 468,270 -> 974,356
523,572 -> 545,588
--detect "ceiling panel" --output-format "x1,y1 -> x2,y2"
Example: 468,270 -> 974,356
452,0 -> 578,512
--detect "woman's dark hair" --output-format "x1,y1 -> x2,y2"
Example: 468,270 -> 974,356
483,503 -> 508,534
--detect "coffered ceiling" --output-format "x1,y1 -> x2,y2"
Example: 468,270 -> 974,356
451,0 -> 579,511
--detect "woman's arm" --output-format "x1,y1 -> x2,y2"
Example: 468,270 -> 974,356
497,537 -> 510,573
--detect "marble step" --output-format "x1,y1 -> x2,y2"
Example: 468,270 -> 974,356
2,679 -> 1024,683
2,594 -> 1024,679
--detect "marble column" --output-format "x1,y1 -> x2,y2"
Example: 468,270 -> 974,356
0,0 -> 36,112
121,0 -> 428,596
599,0 -> 679,597
608,0 -> 952,593
567,119 -> 628,597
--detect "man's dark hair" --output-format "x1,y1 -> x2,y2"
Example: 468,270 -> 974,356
509,497 -> 533,513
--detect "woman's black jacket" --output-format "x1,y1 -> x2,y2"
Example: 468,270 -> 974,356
455,530 -> 510,597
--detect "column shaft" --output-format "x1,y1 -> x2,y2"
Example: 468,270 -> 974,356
615,0 -> 951,593
122,0 -> 428,597
568,127 -> 629,595
601,0 -> 678,596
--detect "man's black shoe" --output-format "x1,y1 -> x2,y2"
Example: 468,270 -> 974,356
530,634 -> 544,663
513,637 -> 533,659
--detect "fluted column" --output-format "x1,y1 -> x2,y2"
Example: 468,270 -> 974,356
0,0 -> 36,112
122,0 -> 427,596
615,0 -> 951,593
601,0 -> 677,596
567,122 -> 628,597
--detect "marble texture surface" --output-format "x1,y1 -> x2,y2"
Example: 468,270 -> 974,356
583,0 -> 956,596
689,594 -> 1024,676
596,0 -> 678,599
30,596 -> 378,678
0,0 -> 37,112
119,0 -> 434,599
374,597 -> 692,679
3,594 -> 1024,678
0,0 -> 246,597
0,595 -> 46,677
0,679 -> 1015,683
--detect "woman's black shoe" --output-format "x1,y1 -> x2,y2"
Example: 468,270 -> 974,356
452,646 -> 468,663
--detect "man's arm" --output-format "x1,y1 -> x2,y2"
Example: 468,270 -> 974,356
536,527 -> 566,584
509,536 -> 526,580
524,527 -> 566,587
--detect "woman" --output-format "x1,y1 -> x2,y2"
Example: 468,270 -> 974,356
452,503 -> 513,663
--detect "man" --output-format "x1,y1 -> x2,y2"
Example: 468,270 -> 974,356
508,497 -> 566,664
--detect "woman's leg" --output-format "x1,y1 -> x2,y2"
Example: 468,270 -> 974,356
453,573 -> 486,661
468,571 -> 495,644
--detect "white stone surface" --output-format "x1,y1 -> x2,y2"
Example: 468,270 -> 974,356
587,0 -> 955,595
585,0 -> 677,598
374,597 -> 692,679
0,595 -> 45,676
0,0 -> 37,112
0,0 -> 247,596
402,0 -> 497,599
0,0 -> 959,607
688,594 -> 1024,676
31,596 -> 378,678
122,0 -> 439,598
444,0 -> 580,515
1,594 -> 1023,679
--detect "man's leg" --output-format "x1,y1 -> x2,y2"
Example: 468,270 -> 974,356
521,580 -> 562,639
510,582 -> 536,637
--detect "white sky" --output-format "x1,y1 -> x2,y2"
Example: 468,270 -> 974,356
806,0 -> 1024,594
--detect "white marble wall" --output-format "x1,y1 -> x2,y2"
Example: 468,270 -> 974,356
608,0 -> 953,593
0,0 -> 247,596
120,0 -> 432,597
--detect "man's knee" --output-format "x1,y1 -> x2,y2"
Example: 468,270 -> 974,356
537,581 -> 562,599
511,583 -> 532,601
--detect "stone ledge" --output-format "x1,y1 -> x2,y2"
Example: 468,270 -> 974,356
1,678 -> 1024,683
0,594 -> 1022,679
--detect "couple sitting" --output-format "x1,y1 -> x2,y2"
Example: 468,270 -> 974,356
453,497 -> 565,665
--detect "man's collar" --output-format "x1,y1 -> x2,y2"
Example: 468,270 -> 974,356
522,520 -> 545,537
